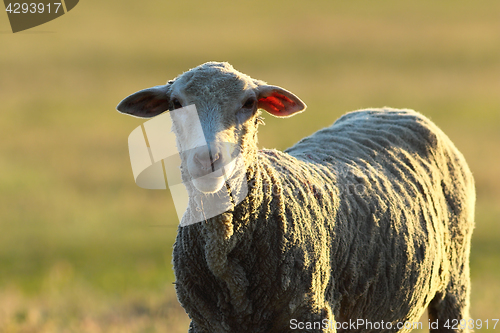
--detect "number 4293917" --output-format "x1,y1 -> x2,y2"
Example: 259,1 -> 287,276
5,3 -> 62,14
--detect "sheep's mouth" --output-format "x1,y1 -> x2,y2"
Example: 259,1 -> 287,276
186,164 -> 223,195
191,174 -> 227,194
189,159 -> 237,194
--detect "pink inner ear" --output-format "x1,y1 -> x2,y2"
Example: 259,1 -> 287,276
259,92 -> 296,114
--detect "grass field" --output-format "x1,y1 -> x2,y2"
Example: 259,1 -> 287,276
1,1 -> 499,332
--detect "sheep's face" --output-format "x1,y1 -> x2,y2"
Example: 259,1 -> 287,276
117,62 -> 306,194
167,66 -> 264,194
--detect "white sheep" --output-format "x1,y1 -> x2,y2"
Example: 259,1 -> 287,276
117,62 -> 475,333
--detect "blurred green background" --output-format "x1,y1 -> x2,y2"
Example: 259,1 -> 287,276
1,0 -> 499,332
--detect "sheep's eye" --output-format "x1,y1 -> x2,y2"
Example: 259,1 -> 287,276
172,99 -> 182,110
242,98 -> 256,109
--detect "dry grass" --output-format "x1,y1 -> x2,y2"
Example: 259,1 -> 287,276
0,285 -> 190,333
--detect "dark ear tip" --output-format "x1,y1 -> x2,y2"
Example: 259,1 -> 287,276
116,100 -> 128,113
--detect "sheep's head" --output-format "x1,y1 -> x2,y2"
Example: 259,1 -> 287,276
117,62 -> 306,194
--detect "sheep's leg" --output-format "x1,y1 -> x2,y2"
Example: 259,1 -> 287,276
428,266 -> 471,333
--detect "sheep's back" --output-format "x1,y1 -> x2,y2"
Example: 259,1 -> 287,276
283,108 -> 475,325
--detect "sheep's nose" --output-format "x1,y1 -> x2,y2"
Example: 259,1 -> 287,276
194,146 -> 221,172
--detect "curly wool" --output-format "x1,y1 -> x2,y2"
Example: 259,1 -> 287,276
173,108 -> 475,333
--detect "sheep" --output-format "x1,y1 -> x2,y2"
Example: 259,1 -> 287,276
117,62 -> 475,333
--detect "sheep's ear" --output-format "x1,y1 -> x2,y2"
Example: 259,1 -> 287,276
117,84 -> 171,118
256,85 -> 306,118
